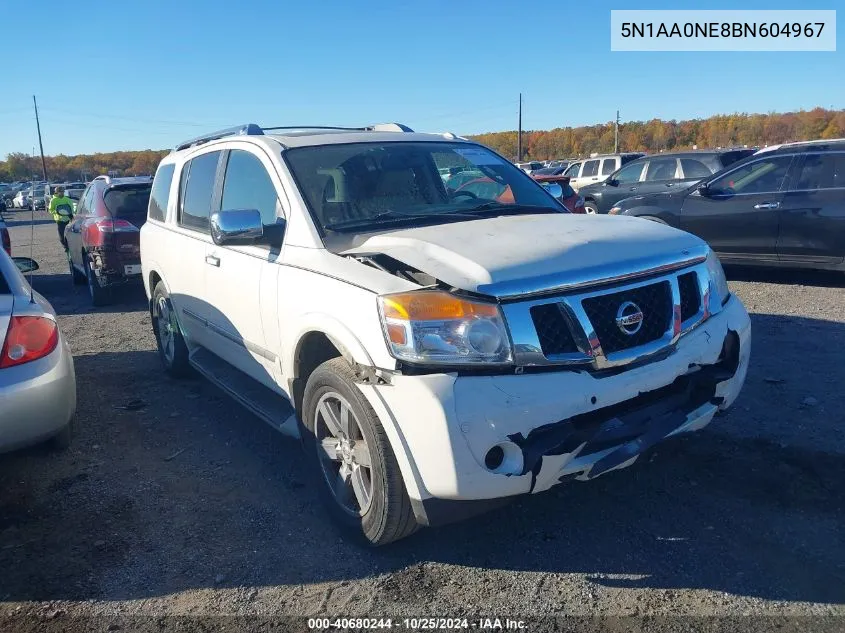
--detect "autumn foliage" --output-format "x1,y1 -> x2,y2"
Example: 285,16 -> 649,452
2,108 -> 843,181
469,108 -> 845,161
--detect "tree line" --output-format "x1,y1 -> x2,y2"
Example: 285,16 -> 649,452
469,108 -> 845,160
1,108 -> 843,181
0,149 -> 169,182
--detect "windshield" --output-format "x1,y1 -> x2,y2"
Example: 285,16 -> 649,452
285,142 -> 563,232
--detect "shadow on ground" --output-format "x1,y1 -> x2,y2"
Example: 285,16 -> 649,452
0,315 -> 843,607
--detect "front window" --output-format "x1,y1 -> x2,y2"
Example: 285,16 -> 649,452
707,156 -> 792,195
613,161 -> 645,184
285,142 -> 564,233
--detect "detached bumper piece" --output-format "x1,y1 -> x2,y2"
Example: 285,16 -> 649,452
512,330 -> 741,488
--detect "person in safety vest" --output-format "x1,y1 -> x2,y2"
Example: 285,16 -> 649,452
48,186 -> 75,251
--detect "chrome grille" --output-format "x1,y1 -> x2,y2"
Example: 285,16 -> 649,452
678,272 -> 701,322
530,304 -> 578,355
581,281 -> 672,353
500,258 -> 713,372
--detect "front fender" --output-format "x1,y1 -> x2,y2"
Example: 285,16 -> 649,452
620,205 -> 678,226
285,313 -> 382,380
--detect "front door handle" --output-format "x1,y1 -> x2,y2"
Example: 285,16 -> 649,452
753,202 -> 780,210
629,187 -> 638,192
205,255 -> 220,267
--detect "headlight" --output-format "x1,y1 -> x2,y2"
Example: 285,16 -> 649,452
705,250 -> 730,310
608,206 -> 622,215
378,290 -> 512,365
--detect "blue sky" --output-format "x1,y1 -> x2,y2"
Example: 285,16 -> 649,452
1,0 -> 842,157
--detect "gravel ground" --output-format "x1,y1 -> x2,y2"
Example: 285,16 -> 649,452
1,208 -> 843,630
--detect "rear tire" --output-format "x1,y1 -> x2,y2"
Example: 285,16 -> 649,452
84,254 -> 111,306
151,281 -> 191,378
69,253 -> 85,285
302,357 -> 418,546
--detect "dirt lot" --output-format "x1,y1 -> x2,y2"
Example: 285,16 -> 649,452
1,209 -> 844,630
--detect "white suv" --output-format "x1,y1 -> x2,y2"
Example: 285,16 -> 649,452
141,123 -> 751,545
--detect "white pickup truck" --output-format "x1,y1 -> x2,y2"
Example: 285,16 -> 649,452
141,123 -> 751,545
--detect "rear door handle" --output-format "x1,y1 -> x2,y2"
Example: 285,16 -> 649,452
753,202 -> 780,210
205,255 -> 220,267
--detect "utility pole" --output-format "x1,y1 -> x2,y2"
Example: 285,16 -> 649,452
517,93 -> 523,162
33,95 -> 48,181
614,110 -> 620,153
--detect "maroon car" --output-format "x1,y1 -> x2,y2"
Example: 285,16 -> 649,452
65,176 -> 152,306
531,174 -> 586,213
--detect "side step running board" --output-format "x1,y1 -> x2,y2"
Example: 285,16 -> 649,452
189,347 -> 300,438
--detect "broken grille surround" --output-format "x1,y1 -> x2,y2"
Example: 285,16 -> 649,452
502,262 -> 715,371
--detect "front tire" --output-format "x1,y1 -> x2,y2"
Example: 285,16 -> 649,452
302,358 -> 417,546
584,200 -> 600,215
151,281 -> 191,378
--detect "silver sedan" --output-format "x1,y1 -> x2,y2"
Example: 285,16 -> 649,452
0,252 -> 76,452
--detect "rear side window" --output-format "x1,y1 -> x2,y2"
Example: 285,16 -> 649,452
681,159 -> 712,179
644,158 -> 678,181
600,159 -> 616,175
581,160 -> 599,177
105,187 -> 152,228
220,150 -> 281,226
794,153 -> 845,190
179,151 -> 221,231
148,164 -> 175,222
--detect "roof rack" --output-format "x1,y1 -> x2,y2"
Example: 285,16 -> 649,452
175,123 -> 264,151
755,137 -> 845,154
174,122 -> 416,151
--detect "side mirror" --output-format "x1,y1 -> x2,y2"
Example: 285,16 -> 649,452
210,209 -> 263,245
13,257 -> 39,273
605,178 -> 619,187
541,182 -> 563,199
697,183 -> 711,196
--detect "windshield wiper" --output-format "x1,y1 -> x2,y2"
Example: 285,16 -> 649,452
324,209 -> 481,231
460,202 -> 563,216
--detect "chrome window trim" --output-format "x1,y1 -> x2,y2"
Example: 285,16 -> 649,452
502,261 -> 715,371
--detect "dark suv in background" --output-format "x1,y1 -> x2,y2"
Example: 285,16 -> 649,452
579,149 -> 755,214
65,175 -> 153,305
609,140 -> 845,272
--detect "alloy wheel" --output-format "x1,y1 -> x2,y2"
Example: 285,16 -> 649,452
156,296 -> 176,363
314,391 -> 374,516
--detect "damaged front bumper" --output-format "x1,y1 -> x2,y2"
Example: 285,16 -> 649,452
361,295 -> 750,527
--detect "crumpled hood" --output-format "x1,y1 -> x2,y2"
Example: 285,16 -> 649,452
339,213 -> 706,298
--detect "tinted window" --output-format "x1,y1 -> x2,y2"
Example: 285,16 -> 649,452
681,158 -> 713,179
148,163 -> 175,222
563,163 -> 580,178
179,151 -> 221,231
644,158 -> 677,181
105,187 -> 152,228
708,156 -> 792,195
601,159 -> 616,175
221,150 -> 281,226
794,153 -> 845,190
613,161 -> 645,184
582,160 -> 599,177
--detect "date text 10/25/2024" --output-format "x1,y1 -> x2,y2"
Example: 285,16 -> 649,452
307,618 -> 527,630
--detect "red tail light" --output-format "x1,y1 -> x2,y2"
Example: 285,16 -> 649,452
84,218 -> 139,245
1,228 -> 10,255
96,218 -> 139,233
0,316 -> 59,368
